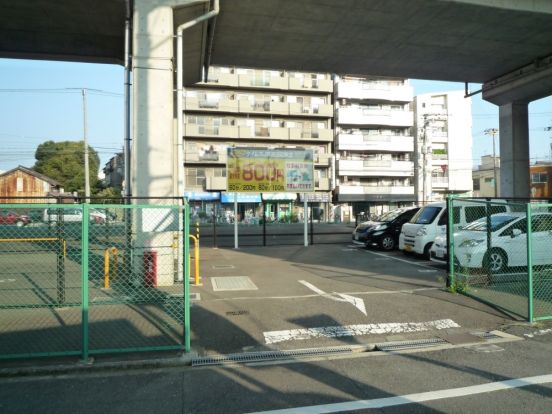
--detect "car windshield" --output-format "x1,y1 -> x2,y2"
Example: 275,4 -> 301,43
378,209 -> 405,222
464,214 -> 519,232
410,206 -> 442,224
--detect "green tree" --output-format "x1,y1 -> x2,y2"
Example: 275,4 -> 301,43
33,140 -> 100,194
95,187 -> 122,199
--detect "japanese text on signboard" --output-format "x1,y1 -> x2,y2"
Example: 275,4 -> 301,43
227,148 -> 314,193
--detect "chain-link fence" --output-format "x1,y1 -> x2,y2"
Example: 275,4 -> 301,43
0,200 -> 190,360
448,196 -> 552,321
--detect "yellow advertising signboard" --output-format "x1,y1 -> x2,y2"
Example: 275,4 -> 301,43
227,147 -> 314,193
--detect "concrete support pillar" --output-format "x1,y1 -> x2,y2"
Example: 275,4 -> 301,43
498,102 -> 530,198
132,1 -> 177,286
132,1 -> 175,198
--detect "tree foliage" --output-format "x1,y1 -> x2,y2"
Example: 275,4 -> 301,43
95,187 -> 122,199
33,140 -> 100,194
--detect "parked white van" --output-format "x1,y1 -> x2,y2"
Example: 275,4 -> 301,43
43,208 -> 106,224
399,201 -> 509,259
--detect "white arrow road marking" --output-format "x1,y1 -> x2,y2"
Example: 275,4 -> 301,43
298,280 -> 327,296
336,293 -> 367,316
298,280 -> 367,315
264,318 -> 460,344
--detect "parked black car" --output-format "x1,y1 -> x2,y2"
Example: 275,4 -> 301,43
352,218 -> 381,243
363,207 -> 420,250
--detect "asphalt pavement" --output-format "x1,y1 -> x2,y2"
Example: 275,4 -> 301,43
2,240 -> 552,413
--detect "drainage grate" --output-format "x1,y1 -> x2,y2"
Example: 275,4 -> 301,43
211,276 -> 258,291
192,346 -> 355,367
376,338 -> 447,352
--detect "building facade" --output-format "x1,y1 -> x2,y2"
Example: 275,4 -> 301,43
333,75 -> 415,219
530,162 -> 552,198
182,66 -> 334,222
103,152 -> 124,191
0,165 -> 64,202
414,91 -> 473,202
472,155 -> 501,198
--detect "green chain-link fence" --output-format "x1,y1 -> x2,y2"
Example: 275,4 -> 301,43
0,201 -> 190,360
448,196 -> 552,322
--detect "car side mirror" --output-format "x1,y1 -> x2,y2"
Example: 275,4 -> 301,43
512,228 -> 522,238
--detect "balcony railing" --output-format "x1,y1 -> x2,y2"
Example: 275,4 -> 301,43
337,133 -> 414,152
337,185 -> 415,195
337,159 -> 414,177
337,82 -> 413,102
337,107 -> 414,127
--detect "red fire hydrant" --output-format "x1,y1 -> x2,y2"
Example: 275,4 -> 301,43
143,251 -> 157,287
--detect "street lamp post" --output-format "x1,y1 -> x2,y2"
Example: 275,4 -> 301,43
484,128 -> 499,197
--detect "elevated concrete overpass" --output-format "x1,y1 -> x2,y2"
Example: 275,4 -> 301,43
1,0 -> 552,198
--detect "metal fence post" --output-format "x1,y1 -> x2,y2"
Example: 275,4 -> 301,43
183,200 -> 191,352
81,203 -> 90,361
447,195 -> 455,288
56,198 -> 66,305
527,203 -> 534,322
309,203 -> 314,245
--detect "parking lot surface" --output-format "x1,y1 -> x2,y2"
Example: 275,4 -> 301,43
190,243 -> 512,356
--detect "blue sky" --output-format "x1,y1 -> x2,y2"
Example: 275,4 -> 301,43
1,59 -> 551,174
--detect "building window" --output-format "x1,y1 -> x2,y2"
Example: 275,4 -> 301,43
484,177 -> 494,183
16,177 -> 23,192
473,178 -> 480,191
531,172 -> 548,184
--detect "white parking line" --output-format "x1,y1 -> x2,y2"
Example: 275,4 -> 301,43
247,374 -> 552,413
263,319 -> 460,345
210,287 -> 439,302
364,249 -> 439,270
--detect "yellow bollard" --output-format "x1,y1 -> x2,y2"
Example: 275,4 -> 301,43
189,235 -> 200,286
103,247 -> 119,289
104,248 -> 111,289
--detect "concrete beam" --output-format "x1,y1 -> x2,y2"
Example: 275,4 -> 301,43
498,103 -> 530,198
483,55 -> 552,105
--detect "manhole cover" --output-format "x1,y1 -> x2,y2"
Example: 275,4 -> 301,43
211,276 -> 258,291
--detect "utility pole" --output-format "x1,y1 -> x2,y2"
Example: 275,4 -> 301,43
82,89 -> 90,202
484,128 -> 499,197
546,124 -> 552,160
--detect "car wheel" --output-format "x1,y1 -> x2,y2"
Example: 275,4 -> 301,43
483,249 -> 507,274
15,220 -> 24,227
380,235 -> 395,251
423,243 -> 433,260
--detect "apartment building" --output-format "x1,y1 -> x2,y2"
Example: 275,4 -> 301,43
103,152 -> 124,191
183,66 -> 334,222
472,155 -> 500,198
414,91 -> 472,202
333,75 -> 415,219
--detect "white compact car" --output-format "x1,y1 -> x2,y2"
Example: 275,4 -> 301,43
429,232 -> 447,264
454,212 -> 552,272
400,201 -> 510,259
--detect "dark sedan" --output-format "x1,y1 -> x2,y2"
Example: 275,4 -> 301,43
363,207 -> 420,250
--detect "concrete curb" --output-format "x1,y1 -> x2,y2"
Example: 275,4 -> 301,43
0,352 -> 198,378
